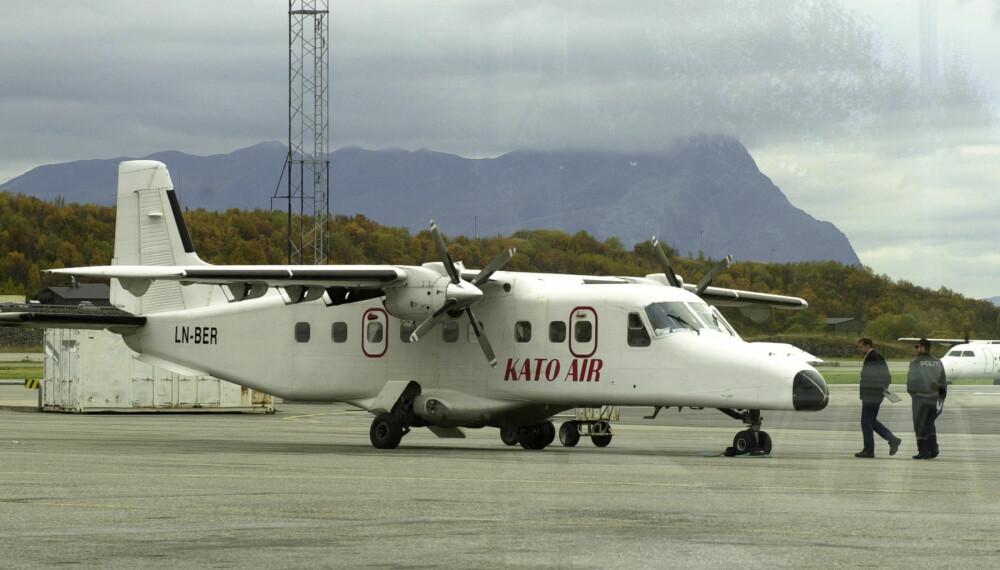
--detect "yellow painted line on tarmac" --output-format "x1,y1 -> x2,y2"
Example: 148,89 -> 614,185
282,411 -> 360,422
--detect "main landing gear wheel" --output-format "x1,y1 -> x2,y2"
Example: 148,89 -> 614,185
518,421 -> 555,450
559,421 -> 581,447
370,413 -> 405,449
500,426 -> 520,446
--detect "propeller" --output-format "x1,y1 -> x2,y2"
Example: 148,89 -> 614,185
651,237 -> 681,287
695,255 -> 732,295
652,237 -> 732,296
409,221 -> 515,368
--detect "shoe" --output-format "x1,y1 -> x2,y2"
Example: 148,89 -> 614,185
855,450 -> 874,458
889,438 -> 901,456
912,453 -> 930,460
929,451 -> 938,459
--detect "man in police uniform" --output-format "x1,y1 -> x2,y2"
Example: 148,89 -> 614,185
906,338 -> 947,459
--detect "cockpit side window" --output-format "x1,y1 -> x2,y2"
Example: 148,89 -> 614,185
627,312 -> 651,347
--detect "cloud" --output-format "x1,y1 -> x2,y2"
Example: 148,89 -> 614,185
2,0 -> 999,298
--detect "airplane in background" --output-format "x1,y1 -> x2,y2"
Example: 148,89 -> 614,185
900,338 -> 1000,385
0,160 -> 829,455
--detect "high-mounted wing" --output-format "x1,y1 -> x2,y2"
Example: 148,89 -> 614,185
688,285 -> 807,310
47,265 -> 407,303
647,238 -> 806,322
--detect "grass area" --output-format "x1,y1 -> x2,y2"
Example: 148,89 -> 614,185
818,368 -> 995,385
0,362 -> 42,380
0,346 -> 43,353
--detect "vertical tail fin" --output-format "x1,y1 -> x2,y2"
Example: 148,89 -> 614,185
111,161 -> 217,314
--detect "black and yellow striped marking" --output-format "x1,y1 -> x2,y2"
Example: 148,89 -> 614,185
24,379 -> 39,389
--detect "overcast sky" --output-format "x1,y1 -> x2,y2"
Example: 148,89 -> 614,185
2,1 -> 999,299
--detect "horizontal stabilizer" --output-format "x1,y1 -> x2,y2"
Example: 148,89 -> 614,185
0,309 -> 146,333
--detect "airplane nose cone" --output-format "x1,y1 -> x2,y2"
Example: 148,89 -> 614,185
792,369 -> 829,411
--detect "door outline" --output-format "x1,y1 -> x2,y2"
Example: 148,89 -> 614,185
569,306 -> 598,358
362,308 -> 388,358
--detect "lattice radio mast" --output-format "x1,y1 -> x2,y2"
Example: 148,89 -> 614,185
274,0 -> 330,265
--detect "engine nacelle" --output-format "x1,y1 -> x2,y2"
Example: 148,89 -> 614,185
381,266 -> 482,322
382,274 -> 450,321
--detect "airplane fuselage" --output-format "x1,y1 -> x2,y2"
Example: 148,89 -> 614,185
941,342 -> 1000,382
123,271 -> 827,428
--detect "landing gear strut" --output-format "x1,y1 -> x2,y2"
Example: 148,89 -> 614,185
719,409 -> 772,456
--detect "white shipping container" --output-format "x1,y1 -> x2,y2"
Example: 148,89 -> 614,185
44,329 -> 273,413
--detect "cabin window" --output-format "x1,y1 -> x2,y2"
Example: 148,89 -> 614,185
627,312 -> 651,347
442,321 -> 459,343
574,320 -> 593,343
366,321 -> 384,344
549,321 -> 567,343
399,320 -> 417,343
515,321 -> 532,343
294,322 -> 311,343
332,322 -> 348,343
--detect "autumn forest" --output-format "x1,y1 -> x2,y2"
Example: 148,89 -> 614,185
2,191 -> 997,349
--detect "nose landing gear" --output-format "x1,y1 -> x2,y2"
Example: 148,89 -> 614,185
719,409 -> 772,456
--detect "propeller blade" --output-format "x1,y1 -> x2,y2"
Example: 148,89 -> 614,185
410,299 -> 458,342
471,248 -> 516,287
430,220 -> 461,284
695,255 -> 732,295
652,237 -> 680,288
465,307 -> 497,368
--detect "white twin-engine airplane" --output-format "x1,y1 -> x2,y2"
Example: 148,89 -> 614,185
2,161 -> 828,454
900,338 -> 1000,385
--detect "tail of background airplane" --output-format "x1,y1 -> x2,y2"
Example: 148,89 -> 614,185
111,160 -> 218,315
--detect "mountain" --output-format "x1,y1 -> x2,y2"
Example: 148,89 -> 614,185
1,137 -> 860,265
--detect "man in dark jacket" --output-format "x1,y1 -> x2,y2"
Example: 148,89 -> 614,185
855,338 -> 901,457
907,338 -> 947,459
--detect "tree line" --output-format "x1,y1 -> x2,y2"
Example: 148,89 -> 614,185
3,191 -> 997,342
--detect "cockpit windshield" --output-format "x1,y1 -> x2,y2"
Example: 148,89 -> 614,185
644,302 -> 700,336
644,300 -> 740,338
688,303 -> 728,333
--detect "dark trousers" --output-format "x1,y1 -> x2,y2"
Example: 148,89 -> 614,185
911,396 -> 939,456
861,403 -> 895,451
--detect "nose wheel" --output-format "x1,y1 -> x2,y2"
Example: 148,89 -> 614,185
720,409 -> 772,456
729,429 -> 772,456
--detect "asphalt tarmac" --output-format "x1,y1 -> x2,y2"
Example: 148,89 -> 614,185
1,385 -> 999,569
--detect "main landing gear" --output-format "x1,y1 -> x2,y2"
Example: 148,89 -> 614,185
370,412 -> 410,449
719,408 -> 772,456
499,421 -> 557,450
